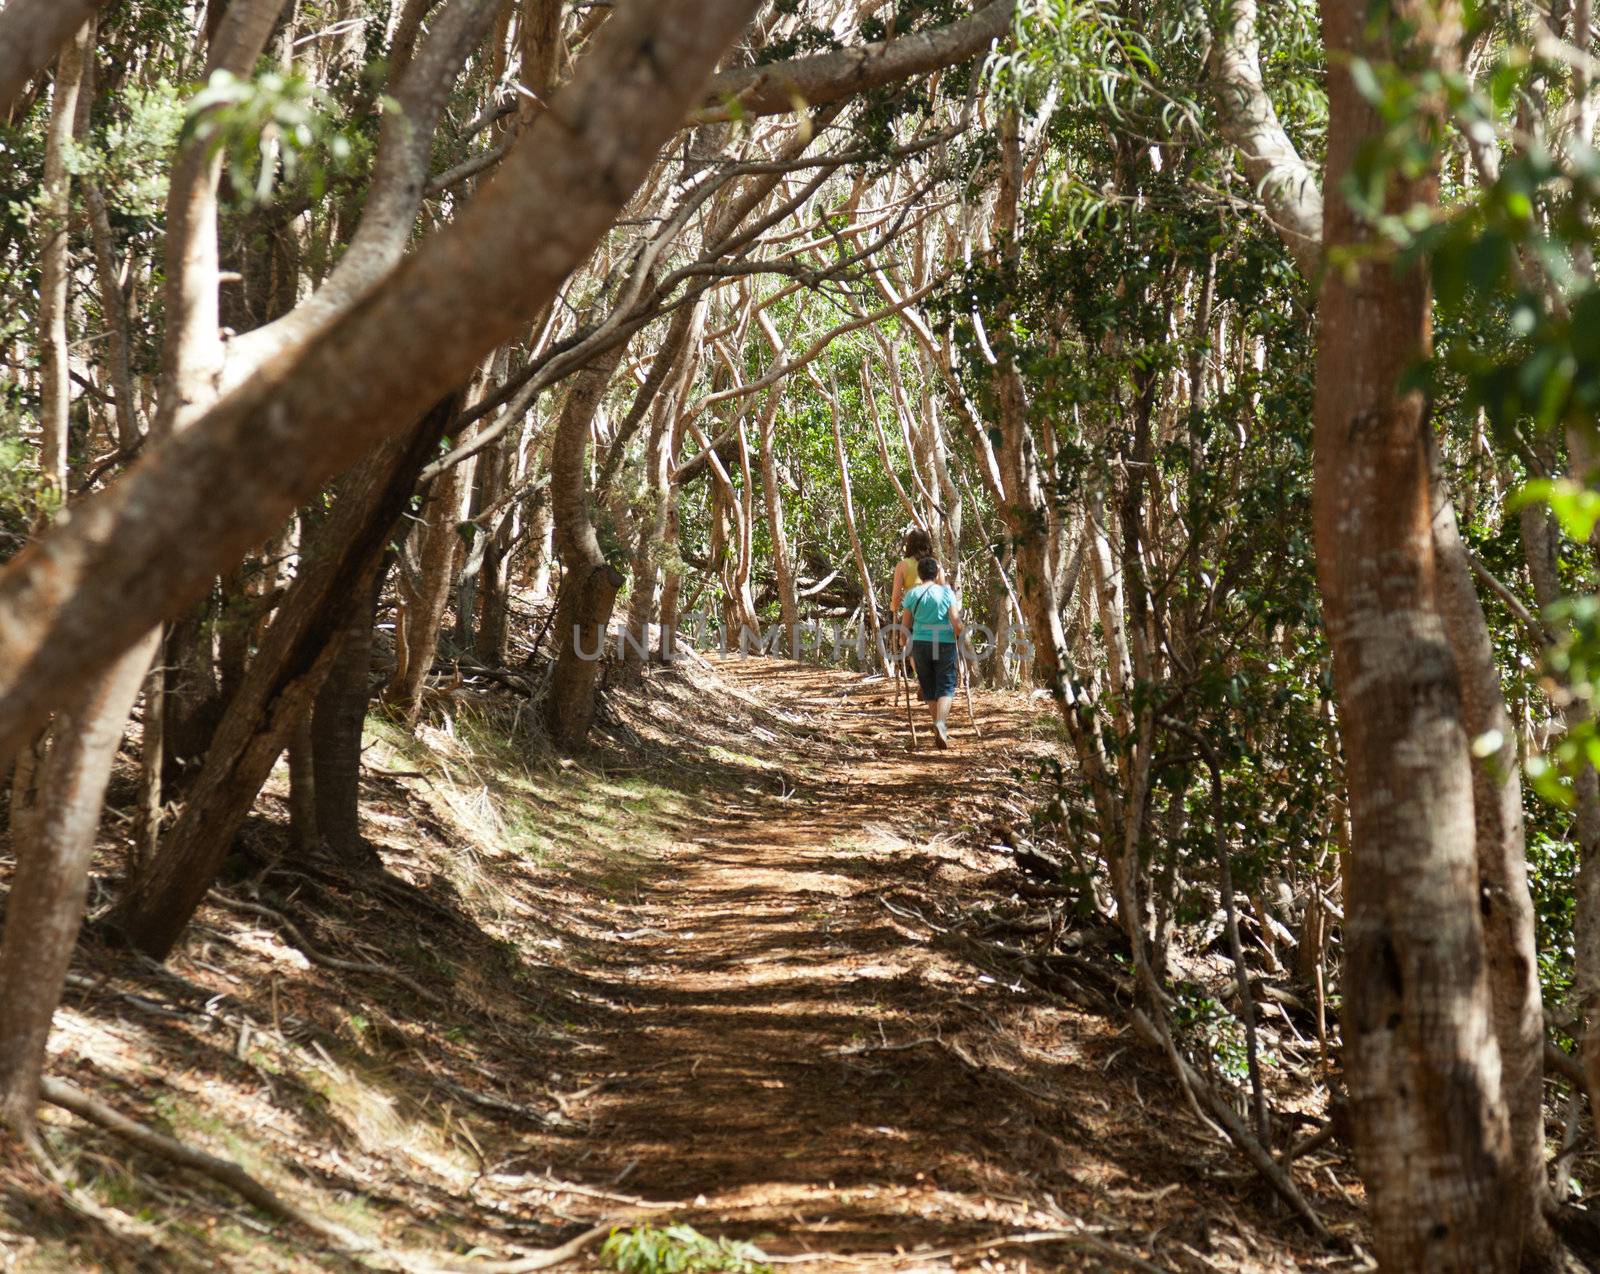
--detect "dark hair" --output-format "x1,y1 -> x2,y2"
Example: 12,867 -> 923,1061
903,528 -> 932,558
917,555 -> 940,582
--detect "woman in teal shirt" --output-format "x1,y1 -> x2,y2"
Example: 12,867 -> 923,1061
899,555 -> 963,748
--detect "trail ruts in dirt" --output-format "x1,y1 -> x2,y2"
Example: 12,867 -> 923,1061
530,659 -> 1360,1272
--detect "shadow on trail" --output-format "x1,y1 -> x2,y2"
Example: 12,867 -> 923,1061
23,657 -> 1344,1272
511,659 -> 1315,1269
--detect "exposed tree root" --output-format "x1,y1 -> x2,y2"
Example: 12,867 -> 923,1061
1126,1008 -> 1333,1244
209,891 -> 447,1009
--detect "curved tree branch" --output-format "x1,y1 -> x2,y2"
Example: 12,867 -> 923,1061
0,0 -> 111,118
1207,0 -> 1323,276
695,0 -> 1014,123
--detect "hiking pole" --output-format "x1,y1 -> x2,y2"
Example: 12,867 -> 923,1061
961,654 -> 981,739
899,644 -> 918,749
892,634 -> 903,710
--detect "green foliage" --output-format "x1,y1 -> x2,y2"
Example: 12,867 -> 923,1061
0,418 -> 56,553
184,68 -> 360,209
996,0 -> 1186,125
602,1225 -> 771,1274
1173,985 -> 1274,1084
1528,821 -> 1579,1017
92,81 -> 187,219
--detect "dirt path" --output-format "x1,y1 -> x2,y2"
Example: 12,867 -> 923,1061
9,657 -> 1351,1272
528,660 -> 1339,1272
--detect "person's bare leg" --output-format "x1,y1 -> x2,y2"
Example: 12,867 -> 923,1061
932,695 -> 951,747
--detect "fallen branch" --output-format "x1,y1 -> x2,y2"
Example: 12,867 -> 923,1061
762,1226 -> 1168,1272
831,1035 -> 938,1056
1283,1121 -> 1337,1164
432,1073 -> 569,1129
40,1075 -> 612,1272
1128,1008 -> 1332,1243
443,1224 -> 611,1273
40,1076 -> 370,1251
209,892 -> 448,1009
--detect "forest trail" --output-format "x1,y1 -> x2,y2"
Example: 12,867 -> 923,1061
10,656 -> 1354,1273
518,659 -> 1344,1272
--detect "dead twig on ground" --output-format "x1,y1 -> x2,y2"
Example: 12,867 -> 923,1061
42,1074 -> 614,1272
761,1227 -> 1169,1271
209,892 -> 448,1010
39,1076 -> 372,1253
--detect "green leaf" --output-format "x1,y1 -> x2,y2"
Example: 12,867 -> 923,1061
1514,478 -> 1600,540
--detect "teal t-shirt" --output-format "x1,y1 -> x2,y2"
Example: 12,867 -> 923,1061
903,582 -> 957,644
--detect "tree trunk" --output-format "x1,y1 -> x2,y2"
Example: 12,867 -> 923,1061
160,604 -> 225,796
1208,0 -> 1323,277
156,0 -> 294,436
311,563 -> 385,867
0,0 -> 765,766
473,432 -> 515,665
133,649 -> 165,873
623,393 -> 676,674
526,483 -> 555,598
1522,477 -> 1600,1210
1315,3 -> 1518,1265
546,346 -> 626,750
517,0 -> 563,125
1432,471 -> 1555,1265
0,0 -> 113,120
287,716 -> 319,854
384,454 -> 470,724
85,177 -> 142,453
36,19 -> 91,504
0,633 -> 157,1137
757,386 -> 799,650
827,385 -> 886,675
991,113 -> 1072,710
104,397 -> 459,960
658,484 -> 683,664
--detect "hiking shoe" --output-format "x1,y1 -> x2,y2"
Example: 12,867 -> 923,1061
934,720 -> 949,749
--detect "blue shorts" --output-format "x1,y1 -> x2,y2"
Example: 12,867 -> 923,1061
910,638 -> 958,702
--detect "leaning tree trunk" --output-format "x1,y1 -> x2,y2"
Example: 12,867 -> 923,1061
0,633 -> 157,1137
0,0 -> 766,766
1432,470 -> 1555,1265
1314,2 -> 1519,1266
546,346 -> 627,751
105,397 -> 459,959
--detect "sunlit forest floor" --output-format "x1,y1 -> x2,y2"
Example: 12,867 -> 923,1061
0,655 -> 1364,1271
